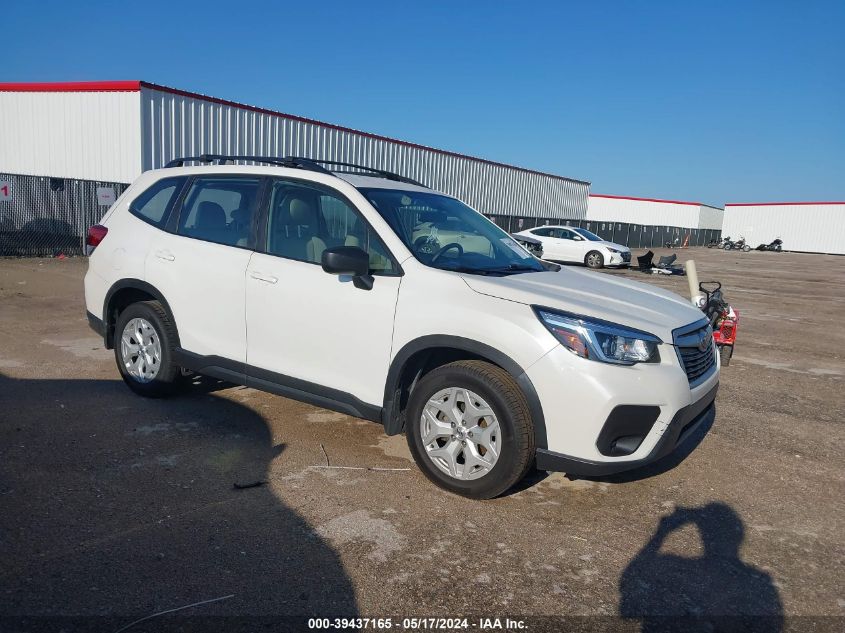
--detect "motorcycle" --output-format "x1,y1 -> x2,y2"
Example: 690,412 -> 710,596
698,281 -> 739,366
724,236 -> 751,252
755,238 -> 783,252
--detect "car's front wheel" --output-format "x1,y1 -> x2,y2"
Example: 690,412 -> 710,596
114,301 -> 183,398
405,360 -> 535,499
585,250 -> 605,269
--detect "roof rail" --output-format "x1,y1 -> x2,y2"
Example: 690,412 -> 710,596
291,158 -> 427,188
163,154 -> 427,187
163,154 -> 332,175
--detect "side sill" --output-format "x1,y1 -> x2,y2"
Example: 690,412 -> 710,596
172,347 -> 382,423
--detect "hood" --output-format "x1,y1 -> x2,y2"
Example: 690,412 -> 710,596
462,267 -> 704,342
512,233 -> 542,245
600,240 -> 629,251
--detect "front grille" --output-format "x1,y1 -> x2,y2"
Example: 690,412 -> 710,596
674,323 -> 716,383
678,338 -> 715,382
622,252 -> 631,262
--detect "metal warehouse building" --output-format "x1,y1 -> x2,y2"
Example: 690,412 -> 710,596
1,80 -> 592,256
722,202 -> 845,255
584,194 -> 724,249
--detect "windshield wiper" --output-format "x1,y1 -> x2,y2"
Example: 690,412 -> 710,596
481,264 -> 542,274
444,264 -> 540,276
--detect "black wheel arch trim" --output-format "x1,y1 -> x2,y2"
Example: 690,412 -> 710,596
102,279 -> 177,349
381,335 -> 548,449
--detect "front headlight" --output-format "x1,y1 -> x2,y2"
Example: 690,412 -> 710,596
606,247 -> 621,254
534,308 -> 661,365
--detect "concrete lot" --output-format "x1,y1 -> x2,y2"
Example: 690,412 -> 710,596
1,248 -> 843,628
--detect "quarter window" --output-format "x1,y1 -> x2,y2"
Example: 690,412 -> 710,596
176,176 -> 261,247
264,179 -> 396,274
129,177 -> 186,227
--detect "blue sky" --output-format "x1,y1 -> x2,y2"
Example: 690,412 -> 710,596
5,0 -> 844,205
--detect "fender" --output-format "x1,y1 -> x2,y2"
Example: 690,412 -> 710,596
102,279 -> 178,349
382,335 -> 548,449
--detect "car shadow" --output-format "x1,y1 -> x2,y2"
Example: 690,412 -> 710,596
0,373 -> 357,629
620,503 -> 783,632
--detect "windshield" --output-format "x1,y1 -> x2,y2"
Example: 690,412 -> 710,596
573,228 -> 604,242
359,188 -> 545,274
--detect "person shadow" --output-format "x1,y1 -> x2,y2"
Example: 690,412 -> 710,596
620,503 -> 782,633
0,373 -> 357,631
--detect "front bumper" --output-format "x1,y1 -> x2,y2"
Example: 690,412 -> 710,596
526,341 -> 719,475
606,251 -> 632,267
536,382 -> 717,476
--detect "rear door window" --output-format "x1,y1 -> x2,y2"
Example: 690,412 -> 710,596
176,176 -> 262,248
129,177 -> 187,227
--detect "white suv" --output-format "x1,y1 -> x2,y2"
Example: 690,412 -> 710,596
84,155 -> 718,499
514,225 -> 632,268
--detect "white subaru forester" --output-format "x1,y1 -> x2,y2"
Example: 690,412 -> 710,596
84,155 -> 719,499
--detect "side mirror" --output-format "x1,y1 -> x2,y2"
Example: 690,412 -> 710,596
321,246 -> 373,290
573,235 -> 583,241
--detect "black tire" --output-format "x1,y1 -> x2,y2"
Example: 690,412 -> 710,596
742,245 -> 751,252
405,360 -> 535,499
114,300 -> 182,398
585,250 -> 605,269
720,345 -> 733,366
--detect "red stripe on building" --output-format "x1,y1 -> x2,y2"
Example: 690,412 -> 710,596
725,201 -> 845,207
590,193 -> 704,207
0,81 -> 142,92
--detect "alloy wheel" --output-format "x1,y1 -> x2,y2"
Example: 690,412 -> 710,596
420,387 -> 501,480
120,317 -> 162,383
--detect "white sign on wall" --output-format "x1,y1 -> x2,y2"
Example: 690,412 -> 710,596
96,187 -> 116,206
0,181 -> 11,202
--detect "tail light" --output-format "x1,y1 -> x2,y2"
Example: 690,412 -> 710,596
86,224 -> 108,254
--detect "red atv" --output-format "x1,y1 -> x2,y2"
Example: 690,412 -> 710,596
699,281 -> 739,366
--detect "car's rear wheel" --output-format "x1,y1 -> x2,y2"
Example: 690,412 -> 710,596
405,360 -> 534,499
585,250 -> 604,269
115,301 -> 182,397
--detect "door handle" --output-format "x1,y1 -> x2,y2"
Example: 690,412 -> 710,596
250,271 -> 278,284
155,249 -> 175,262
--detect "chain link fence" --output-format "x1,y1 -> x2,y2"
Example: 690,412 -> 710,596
1,171 -> 722,257
0,173 -> 128,257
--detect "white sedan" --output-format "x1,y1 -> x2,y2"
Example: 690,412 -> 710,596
514,225 -> 631,269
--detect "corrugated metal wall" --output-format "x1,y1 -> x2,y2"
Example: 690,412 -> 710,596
0,91 -> 141,184
140,86 -> 589,219
722,203 -> 845,255
586,195 -> 702,228
697,204 -> 725,230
